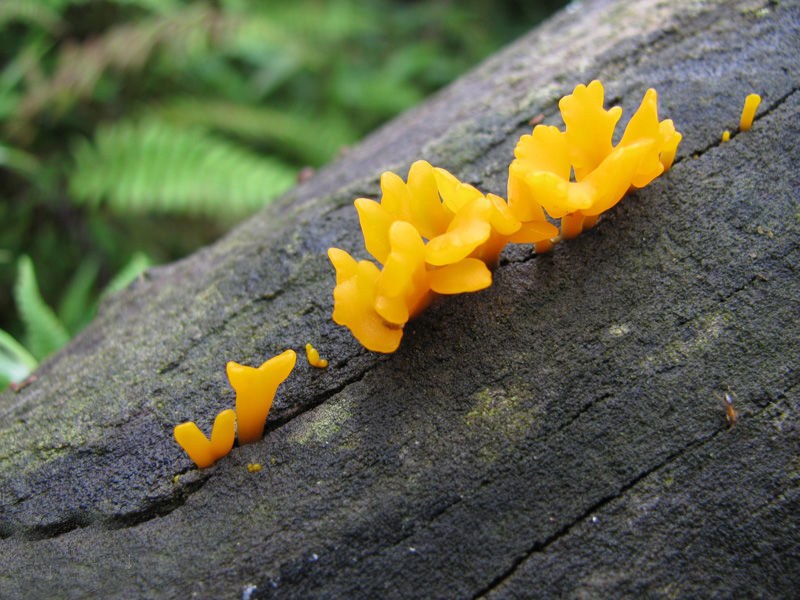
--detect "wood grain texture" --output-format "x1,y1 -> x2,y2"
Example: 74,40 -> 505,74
1,0 -> 798,597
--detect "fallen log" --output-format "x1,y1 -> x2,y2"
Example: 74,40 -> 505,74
1,0 -> 799,597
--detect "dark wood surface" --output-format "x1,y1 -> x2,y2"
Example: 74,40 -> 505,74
1,0 -> 798,597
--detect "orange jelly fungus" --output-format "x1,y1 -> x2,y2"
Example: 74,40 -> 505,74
328,81 -> 679,354
305,343 -> 329,368
227,349 -> 296,444
739,93 -> 761,131
328,160 -> 557,353
173,408 -> 236,469
509,80 -> 681,241
722,130 -> 731,143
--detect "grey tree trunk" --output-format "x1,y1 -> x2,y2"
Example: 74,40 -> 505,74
2,0 -> 799,597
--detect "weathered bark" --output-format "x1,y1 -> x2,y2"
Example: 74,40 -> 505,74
1,0 -> 799,597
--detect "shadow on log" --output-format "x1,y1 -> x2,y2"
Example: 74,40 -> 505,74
1,0 -> 799,597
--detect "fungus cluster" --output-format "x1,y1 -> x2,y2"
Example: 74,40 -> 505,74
328,81 -> 681,352
327,160 -> 558,352
174,350 -> 296,468
173,83 -> 764,470
509,81 -> 681,246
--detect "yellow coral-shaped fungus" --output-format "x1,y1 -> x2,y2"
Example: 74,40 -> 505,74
173,409 -> 236,469
174,350 -> 297,467
329,81 -> 679,354
509,80 -> 681,241
176,79 -> 684,470
329,160 -> 557,353
739,93 -> 761,131
228,349 -> 297,444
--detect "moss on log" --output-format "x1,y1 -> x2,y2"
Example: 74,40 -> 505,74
1,0 -> 799,597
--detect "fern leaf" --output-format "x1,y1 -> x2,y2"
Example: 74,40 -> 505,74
69,120 -> 297,218
101,251 -> 151,298
149,98 -> 356,165
14,255 -> 70,361
0,0 -> 61,31
15,4 -> 214,122
0,328 -> 38,389
57,257 -> 100,334
0,143 -> 40,177
103,0 -> 182,14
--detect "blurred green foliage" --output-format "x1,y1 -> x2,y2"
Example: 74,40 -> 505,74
0,0 -> 566,386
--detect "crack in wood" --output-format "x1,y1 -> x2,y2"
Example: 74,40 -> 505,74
471,395 -> 791,598
471,429 -> 725,598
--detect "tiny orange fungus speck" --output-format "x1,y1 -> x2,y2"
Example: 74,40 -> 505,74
174,408 -> 236,469
721,130 -> 730,142
739,94 -> 761,131
305,343 -> 329,368
228,349 -> 297,445
724,393 -> 738,427
247,463 -> 262,473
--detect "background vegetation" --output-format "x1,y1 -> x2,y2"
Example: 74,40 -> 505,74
0,0 -> 566,388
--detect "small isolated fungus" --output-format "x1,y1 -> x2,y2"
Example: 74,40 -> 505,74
722,130 -> 731,142
246,463 -> 262,473
305,343 -> 329,368
739,93 -> 761,131
227,349 -> 296,444
174,408 -> 236,469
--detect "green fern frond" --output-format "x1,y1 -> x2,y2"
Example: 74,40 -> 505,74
14,255 -> 70,361
14,4 -> 314,124
0,0 -> 61,31
104,0 -> 182,14
149,98 -> 356,165
16,4 -> 214,122
0,328 -> 38,389
101,251 -> 151,298
57,257 -> 100,334
0,142 -> 40,177
69,120 -> 297,218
